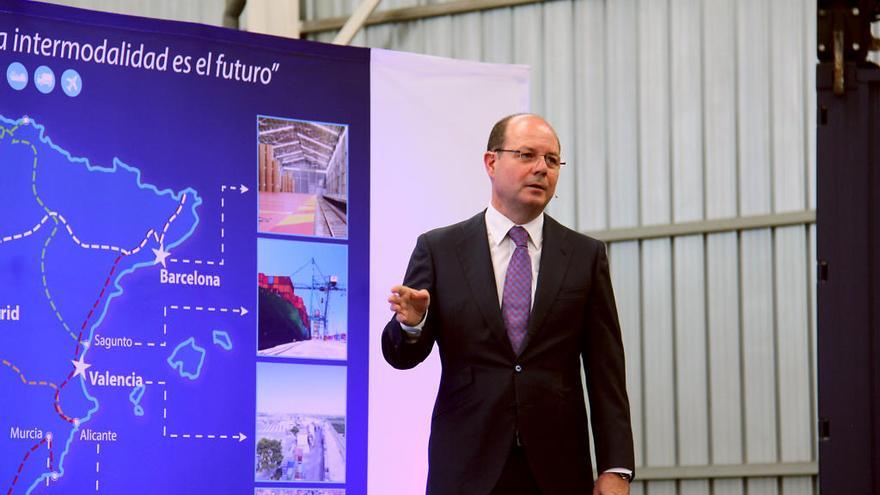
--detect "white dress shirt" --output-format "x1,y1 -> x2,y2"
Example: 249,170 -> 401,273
399,205 -> 632,480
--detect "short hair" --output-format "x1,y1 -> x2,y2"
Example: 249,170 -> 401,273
487,113 -> 527,151
486,113 -> 561,154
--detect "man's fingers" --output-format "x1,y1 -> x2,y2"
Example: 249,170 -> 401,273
390,284 -> 410,296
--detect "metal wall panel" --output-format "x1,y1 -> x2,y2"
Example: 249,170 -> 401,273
43,0 -> 226,26
46,0 -> 819,491
304,0 -> 818,492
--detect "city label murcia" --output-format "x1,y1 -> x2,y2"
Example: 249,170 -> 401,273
9,426 -> 42,439
159,268 -> 221,287
88,370 -> 144,387
0,304 -> 20,321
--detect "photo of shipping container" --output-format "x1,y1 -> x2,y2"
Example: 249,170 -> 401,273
257,116 -> 348,238
257,238 -> 348,361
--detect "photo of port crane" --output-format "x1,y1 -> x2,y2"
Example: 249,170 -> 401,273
257,239 -> 347,360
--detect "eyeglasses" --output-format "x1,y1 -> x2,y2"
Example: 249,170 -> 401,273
493,149 -> 565,169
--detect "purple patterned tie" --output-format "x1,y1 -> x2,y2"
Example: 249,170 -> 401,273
502,226 -> 531,355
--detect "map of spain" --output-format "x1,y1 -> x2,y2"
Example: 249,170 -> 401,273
0,114 -> 202,493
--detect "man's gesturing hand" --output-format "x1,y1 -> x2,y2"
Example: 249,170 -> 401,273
593,473 -> 630,495
388,285 -> 430,327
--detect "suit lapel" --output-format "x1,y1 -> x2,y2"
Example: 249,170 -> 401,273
521,215 -> 571,353
455,212 -> 513,357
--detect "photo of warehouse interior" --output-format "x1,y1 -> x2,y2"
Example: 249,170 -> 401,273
258,116 -> 348,239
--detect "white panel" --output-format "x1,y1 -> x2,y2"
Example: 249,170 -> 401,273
314,31 -> 336,44
736,0 -> 772,216
542,0 -> 576,229
707,233 -> 744,466
649,480 -> 677,495
783,477 -> 814,495
641,239 -> 676,467
670,0 -> 704,223
714,478 -> 746,495
741,229 -> 778,495
481,8 -> 514,64
422,15 -> 454,58
511,4 -> 545,114
805,0 -> 817,211
365,24 -> 396,49
312,0 -> 337,21
674,235 -> 709,466
775,226 -> 812,462
703,0 -> 738,220
394,20 -> 426,54
364,19 -> 424,53
606,0 -> 639,228
609,241 -> 643,467
573,0 -> 607,232
630,480 -> 645,495
44,0 -> 226,25
749,478 -> 779,495
770,0 -> 807,213
452,12 -> 482,61
638,0 -> 671,226
369,49 -> 529,495
681,479 -> 710,495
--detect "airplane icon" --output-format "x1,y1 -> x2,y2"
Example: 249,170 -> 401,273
65,73 -> 79,92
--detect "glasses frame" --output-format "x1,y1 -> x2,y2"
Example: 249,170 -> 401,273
493,148 -> 566,169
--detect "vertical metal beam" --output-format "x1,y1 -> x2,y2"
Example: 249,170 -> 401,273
246,0 -> 300,39
332,0 -> 383,46
223,0 -> 246,29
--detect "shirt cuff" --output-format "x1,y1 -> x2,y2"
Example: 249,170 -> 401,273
399,309 -> 428,342
603,467 -> 633,478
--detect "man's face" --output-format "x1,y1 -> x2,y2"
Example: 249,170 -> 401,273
484,115 -> 560,222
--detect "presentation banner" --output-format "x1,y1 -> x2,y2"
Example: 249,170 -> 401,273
0,2 -> 369,494
368,49 -> 529,495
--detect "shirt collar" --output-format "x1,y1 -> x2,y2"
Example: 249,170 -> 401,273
485,204 -> 544,249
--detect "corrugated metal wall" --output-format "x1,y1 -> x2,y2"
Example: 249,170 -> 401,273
308,1 -> 819,493
41,0 -> 226,26
304,0 -> 816,495
43,1 -> 819,492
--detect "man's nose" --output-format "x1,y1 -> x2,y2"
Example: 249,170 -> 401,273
531,157 -> 549,174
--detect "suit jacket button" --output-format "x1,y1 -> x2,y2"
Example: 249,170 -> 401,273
514,365 -> 522,373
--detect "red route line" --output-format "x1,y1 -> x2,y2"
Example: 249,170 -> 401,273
54,255 -> 122,424
6,437 -> 51,495
6,201 -> 183,494
6,256 -> 121,495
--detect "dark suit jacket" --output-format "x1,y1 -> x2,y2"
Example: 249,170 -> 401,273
382,211 -> 634,495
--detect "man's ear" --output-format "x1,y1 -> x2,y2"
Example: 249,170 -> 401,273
483,151 -> 496,179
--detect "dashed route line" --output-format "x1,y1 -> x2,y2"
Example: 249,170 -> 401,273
2,119 -> 201,493
166,304 -> 248,316
0,215 -> 51,245
0,202 -> 187,257
53,255 -> 122,426
169,185 -> 244,266
1,359 -> 59,390
40,225 -> 80,342
159,194 -> 187,246
95,443 -> 100,493
5,436 -> 51,495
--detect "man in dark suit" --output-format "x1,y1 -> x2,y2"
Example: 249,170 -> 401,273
383,114 -> 634,495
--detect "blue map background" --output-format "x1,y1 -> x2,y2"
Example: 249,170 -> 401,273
0,1 -> 370,494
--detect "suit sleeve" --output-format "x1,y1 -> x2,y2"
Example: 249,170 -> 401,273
381,233 -> 437,370
581,241 -> 636,476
